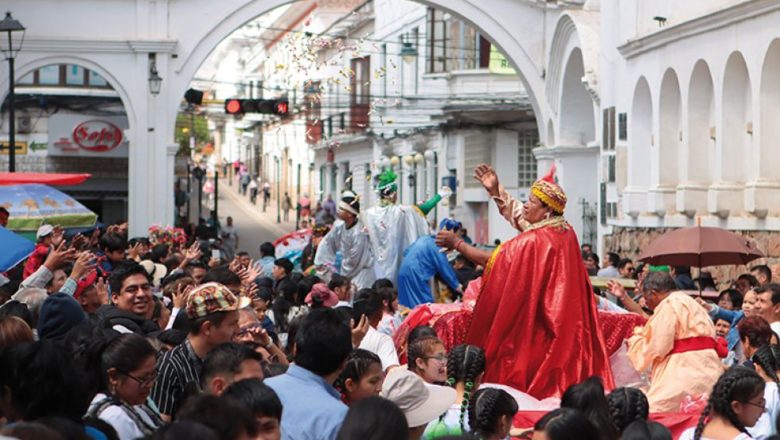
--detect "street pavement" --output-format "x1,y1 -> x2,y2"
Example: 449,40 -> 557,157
187,178 -> 297,260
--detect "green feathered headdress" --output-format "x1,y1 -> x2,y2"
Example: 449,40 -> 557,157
377,169 -> 398,197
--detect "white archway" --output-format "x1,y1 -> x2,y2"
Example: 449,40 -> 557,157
720,52 -> 751,185
546,119 -> 556,147
647,68 -> 680,216
710,51 -> 751,217
759,40 -> 780,181
558,48 -> 595,145
658,68 -> 681,188
624,76 -> 652,217
677,60 -> 714,216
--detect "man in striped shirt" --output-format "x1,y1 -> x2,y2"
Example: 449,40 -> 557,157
151,282 -> 249,421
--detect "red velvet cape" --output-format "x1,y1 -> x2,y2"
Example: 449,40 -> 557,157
466,223 -> 614,398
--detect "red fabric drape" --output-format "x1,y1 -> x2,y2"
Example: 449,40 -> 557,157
466,225 -> 614,398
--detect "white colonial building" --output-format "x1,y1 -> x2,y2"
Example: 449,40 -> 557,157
5,0 -> 780,265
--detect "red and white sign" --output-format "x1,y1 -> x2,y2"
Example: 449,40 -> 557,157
48,115 -> 129,158
73,120 -> 123,152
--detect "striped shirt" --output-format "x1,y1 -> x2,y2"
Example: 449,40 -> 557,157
150,338 -> 202,417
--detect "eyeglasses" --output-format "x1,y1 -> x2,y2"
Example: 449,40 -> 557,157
424,354 -> 447,363
743,400 -> 767,412
118,369 -> 157,388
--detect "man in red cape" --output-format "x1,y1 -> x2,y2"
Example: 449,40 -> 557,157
437,164 -> 613,398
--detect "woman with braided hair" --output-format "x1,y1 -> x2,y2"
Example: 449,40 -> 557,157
423,344 -> 486,438
679,366 -> 766,440
606,387 -> 650,435
334,349 -> 384,405
747,345 -> 780,438
467,388 -> 518,440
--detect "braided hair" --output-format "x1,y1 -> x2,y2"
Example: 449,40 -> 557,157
752,345 -> 780,387
606,387 -> 650,434
334,349 -> 382,404
445,344 -> 486,431
468,388 -> 518,439
693,366 -> 765,440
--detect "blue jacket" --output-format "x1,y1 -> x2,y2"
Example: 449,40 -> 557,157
397,235 -> 461,308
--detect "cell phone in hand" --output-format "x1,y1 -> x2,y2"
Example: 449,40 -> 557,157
212,249 -> 221,260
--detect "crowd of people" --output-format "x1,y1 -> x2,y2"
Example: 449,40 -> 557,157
5,159 -> 780,440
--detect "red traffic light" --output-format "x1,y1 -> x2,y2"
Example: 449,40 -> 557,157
225,99 -> 243,114
224,98 -> 289,115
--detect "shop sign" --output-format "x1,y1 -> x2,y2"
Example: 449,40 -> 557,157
48,115 -> 129,158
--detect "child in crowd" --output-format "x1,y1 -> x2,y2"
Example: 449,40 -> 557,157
606,387 -> 650,435
467,388 -> 518,440
561,377 -> 619,440
377,286 -> 403,336
407,336 -> 448,384
680,366 -> 765,440
424,344 -> 486,438
747,345 -> 780,439
222,378 -> 282,440
335,349 -> 384,405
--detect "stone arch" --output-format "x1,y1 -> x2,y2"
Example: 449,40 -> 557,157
720,51 -> 751,184
676,60 -> 714,216
172,0 -> 547,127
686,60 -> 714,184
1,55 -> 136,130
546,12 -> 599,116
623,76 -> 652,217
558,48 -> 595,145
629,77 -> 652,190
759,39 -> 780,180
658,68 -> 681,187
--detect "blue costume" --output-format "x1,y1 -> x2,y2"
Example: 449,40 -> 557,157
397,235 -> 461,308
708,305 -> 743,350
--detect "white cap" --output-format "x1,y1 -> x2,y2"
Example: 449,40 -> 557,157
36,224 -> 54,240
380,368 -> 456,428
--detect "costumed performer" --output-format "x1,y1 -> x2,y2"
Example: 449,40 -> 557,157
363,169 -> 450,284
619,271 -> 724,412
314,191 -> 375,289
435,163 -> 613,399
397,218 -> 464,309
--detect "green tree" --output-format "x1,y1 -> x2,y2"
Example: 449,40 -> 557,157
174,111 -> 210,154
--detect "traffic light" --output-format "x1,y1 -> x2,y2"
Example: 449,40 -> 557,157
224,99 -> 289,116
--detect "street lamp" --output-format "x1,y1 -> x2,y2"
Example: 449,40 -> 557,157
148,54 -> 162,95
400,41 -> 417,65
0,12 -> 26,173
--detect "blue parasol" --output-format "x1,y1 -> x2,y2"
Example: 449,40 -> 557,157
0,184 -> 97,232
0,226 -> 35,272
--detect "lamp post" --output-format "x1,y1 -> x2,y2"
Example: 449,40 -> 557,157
0,12 -> 25,173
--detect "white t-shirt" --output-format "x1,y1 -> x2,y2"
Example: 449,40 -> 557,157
770,321 -> 780,338
679,427 -> 752,440
359,326 -> 400,371
88,393 -> 159,440
748,382 -> 780,439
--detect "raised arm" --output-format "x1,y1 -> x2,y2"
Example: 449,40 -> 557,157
474,164 -> 529,232
435,229 -> 492,268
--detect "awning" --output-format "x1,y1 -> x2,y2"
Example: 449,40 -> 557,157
0,172 -> 91,186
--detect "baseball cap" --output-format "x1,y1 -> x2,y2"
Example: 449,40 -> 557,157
381,369 -> 456,428
36,224 -> 54,240
186,282 -> 251,319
